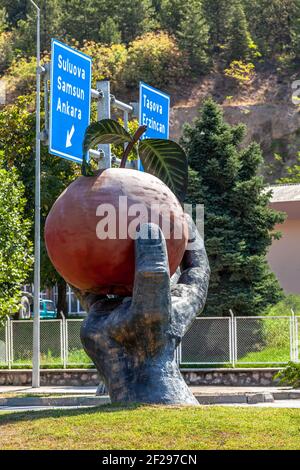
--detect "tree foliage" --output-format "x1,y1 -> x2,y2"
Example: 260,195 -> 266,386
123,32 -> 189,88
182,99 -> 285,316
0,157 -> 32,320
0,95 -> 80,314
0,0 -> 300,79
177,1 -> 210,70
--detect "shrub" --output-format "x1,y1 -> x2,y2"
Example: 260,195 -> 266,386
6,56 -> 37,97
82,41 -> 127,92
275,362 -> 300,388
224,60 -> 255,84
0,31 -> 13,74
123,31 -> 190,89
266,293 -> 300,316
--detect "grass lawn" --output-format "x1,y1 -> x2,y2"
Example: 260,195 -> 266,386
0,404 -> 300,450
236,346 -> 290,365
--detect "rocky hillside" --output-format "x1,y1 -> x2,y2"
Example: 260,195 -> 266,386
170,70 -> 300,183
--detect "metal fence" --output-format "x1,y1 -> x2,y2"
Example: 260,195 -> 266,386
0,313 -> 299,369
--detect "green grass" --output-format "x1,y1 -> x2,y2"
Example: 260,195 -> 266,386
0,405 -> 299,450
236,346 -> 290,365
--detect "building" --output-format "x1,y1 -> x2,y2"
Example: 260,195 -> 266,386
268,183 -> 300,294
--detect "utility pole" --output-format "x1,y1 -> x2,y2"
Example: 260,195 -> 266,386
31,0 -> 41,388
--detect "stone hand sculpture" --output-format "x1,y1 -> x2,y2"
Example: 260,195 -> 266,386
73,221 -> 210,405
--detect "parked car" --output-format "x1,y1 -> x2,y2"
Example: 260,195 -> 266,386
32,299 -> 57,319
16,293 -> 57,320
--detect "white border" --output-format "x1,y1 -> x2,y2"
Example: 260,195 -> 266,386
49,39 -> 92,163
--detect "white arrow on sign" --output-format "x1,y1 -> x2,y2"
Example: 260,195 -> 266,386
66,125 -> 75,148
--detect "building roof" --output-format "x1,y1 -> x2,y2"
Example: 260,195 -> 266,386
269,184 -> 300,203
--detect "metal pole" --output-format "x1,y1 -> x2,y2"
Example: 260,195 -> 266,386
291,309 -> 296,362
96,80 -> 111,169
31,0 -> 41,388
229,310 -> 236,368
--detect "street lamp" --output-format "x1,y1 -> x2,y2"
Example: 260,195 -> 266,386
30,0 -> 41,389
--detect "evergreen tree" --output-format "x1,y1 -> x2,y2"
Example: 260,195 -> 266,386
226,2 -> 258,61
99,17 -> 121,45
159,0 -> 185,35
289,0 -> 300,62
182,99 -> 285,316
12,0 -> 63,54
115,0 -> 157,43
178,1 -> 210,71
202,0 -> 234,51
59,0 -> 98,43
243,0 -> 295,58
1,0 -> 28,27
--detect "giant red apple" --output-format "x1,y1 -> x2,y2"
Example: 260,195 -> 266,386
45,168 -> 188,296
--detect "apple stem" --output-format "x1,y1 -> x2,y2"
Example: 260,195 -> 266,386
120,125 -> 147,169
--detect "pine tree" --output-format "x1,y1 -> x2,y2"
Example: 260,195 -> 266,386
243,0 -> 295,58
226,2 -> 257,61
12,0 -> 63,54
182,99 -> 285,316
159,0 -> 185,35
99,17 -> 121,45
178,1 -> 210,71
115,0 -> 157,43
202,0 -> 234,51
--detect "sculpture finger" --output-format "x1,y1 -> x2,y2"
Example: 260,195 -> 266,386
106,223 -> 171,352
130,223 -> 171,324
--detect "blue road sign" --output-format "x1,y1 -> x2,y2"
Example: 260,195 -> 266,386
138,82 -> 170,171
139,81 -> 170,140
49,39 -> 92,163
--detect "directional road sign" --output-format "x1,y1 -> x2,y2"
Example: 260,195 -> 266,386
49,39 -> 92,163
138,81 -> 170,170
139,81 -> 170,140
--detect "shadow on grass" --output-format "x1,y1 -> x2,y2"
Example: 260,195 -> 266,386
0,402 -> 144,426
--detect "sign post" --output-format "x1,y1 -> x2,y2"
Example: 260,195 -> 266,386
138,81 -> 170,170
31,0 -> 41,389
49,39 -> 92,163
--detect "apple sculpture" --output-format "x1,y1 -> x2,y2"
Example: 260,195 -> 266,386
45,168 -> 188,295
45,119 -> 189,296
44,119 -> 210,406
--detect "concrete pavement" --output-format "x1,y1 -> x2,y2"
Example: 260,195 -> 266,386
0,385 -> 300,409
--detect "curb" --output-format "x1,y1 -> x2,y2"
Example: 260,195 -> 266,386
194,392 -> 275,405
0,391 -> 299,408
272,390 -> 300,400
0,396 -> 110,407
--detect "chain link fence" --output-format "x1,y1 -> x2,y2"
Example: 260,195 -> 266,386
0,313 -> 299,369
181,317 -> 231,365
